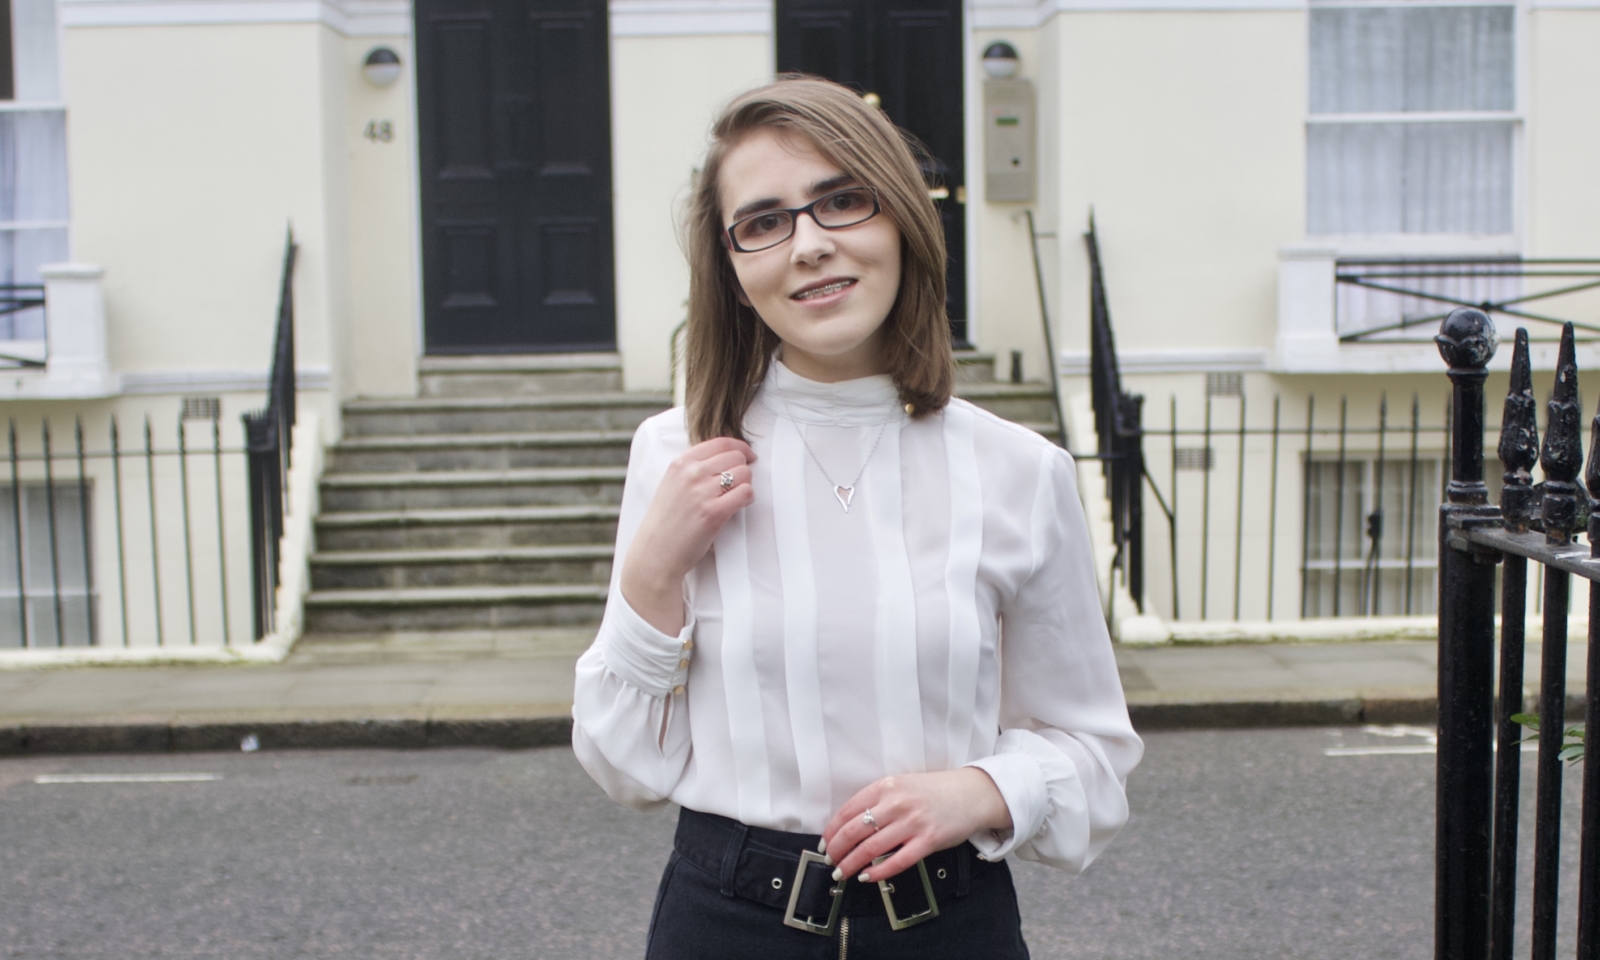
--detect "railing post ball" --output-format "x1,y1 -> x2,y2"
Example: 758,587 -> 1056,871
1436,308 -> 1497,506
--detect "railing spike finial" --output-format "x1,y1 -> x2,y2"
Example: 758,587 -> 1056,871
1585,347 -> 1600,512
1500,328 -> 1539,532
1541,321 -> 1583,544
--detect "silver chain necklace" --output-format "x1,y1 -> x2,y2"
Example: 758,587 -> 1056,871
782,403 -> 891,513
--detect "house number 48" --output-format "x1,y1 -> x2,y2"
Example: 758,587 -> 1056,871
364,120 -> 394,143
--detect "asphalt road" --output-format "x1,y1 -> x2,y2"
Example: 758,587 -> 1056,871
0,727 -> 1584,959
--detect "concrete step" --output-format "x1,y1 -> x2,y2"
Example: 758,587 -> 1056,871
953,350 -> 996,383
319,466 -> 627,512
328,429 -> 636,473
419,353 -> 624,397
311,545 -> 613,590
314,504 -> 620,551
341,393 -> 670,437
303,584 -> 608,633
956,382 -> 1059,425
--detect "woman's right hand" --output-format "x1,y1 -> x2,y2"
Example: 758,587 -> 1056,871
619,437 -> 757,635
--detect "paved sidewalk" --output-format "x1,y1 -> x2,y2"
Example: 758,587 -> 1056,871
0,631 -> 1585,755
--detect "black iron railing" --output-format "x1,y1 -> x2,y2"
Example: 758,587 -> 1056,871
0,411 -> 247,649
1083,217 -> 1147,614
1434,312 -> 1600,959
0,283 -> 46,367
242,228 -> 298,641
1339,257 -> 1600,344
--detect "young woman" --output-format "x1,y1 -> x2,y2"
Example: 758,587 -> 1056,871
572,76 -> 1141,959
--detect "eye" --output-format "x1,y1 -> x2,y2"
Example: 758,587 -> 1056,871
827,191 -> 865,212
742,214 -> 786,237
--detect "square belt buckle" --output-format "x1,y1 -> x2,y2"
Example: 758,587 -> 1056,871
871,854 -> 941,931
782,850 -> 844,936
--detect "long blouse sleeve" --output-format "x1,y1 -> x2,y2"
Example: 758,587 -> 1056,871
571,411 -> 695,809
962,445 -> 1143,872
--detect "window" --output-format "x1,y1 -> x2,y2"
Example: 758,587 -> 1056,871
1303,458 -> 1439,617
0,0 -> 68,342
1307,1 -> 1516,238
0,483 -> 95,647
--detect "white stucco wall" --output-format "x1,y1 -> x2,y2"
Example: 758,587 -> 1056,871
61,23 -> 346,390
609,32 -> 773,392
341,34 -> 422,400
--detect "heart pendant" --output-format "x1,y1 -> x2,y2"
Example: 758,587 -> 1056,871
834,485 -> 855,513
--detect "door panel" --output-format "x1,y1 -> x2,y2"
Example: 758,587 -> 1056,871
416,0 -> 616,353
776,0 -> 968,342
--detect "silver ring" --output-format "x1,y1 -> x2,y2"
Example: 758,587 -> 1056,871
862,809 -> 879,832
718,471 -> 735,492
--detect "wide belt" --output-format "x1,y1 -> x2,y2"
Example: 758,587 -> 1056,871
673,807 -> 990,936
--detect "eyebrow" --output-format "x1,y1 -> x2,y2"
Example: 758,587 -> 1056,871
729,174 -> 859,222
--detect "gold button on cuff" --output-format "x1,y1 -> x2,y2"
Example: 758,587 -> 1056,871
677,659 -> 689,670
672,685 -> 685,696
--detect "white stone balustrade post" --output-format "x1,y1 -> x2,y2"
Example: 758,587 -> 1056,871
1274,245 -> 1340,371
39,263 -> 115,397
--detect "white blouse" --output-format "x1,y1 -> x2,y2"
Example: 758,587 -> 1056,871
572,361 -> 1142,872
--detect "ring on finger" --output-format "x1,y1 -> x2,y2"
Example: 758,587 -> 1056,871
718,470 -> 735,493
862,808 -> 879,832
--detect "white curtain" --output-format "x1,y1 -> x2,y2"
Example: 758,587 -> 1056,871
1,0 -> 68,338
1309,121 -> 1513,235
1307,4 -> 1515,236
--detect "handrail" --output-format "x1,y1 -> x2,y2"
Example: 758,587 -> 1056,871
1020,210 -> 1069,449
241,227 -> 298,641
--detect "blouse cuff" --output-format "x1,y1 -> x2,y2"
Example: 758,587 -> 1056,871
963,749 -> 1048,861
597,590 -> 695,698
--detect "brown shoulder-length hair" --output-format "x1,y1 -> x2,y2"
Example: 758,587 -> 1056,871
683,75 -> 955,442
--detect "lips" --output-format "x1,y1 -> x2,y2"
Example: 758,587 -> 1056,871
791,278 -> 856,301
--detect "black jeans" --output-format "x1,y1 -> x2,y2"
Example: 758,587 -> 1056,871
645,809 -> 1031,960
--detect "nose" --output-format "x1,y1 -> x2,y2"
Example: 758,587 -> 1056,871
789,211 -> 834,265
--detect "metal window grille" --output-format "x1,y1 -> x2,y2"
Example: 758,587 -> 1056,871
1205,372 -> 1242,398
181,397 -> 221,422
1173,447 -> 1214,472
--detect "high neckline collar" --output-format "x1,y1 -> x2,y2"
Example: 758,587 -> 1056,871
758,359 -> 902,426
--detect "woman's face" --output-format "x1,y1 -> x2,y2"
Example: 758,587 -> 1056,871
718,128 -> 902,383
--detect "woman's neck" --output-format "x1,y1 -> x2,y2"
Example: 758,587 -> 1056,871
778,334 -> 887,383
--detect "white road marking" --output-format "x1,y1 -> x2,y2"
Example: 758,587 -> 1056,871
33,773 -> 224,784
1326,745 -> 1437,757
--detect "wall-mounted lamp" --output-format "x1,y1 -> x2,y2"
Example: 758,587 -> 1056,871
981,41 -> 1020,79
363,47 -> 403,87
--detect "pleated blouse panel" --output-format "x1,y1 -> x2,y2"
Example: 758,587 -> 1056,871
671,362 -> 1017,834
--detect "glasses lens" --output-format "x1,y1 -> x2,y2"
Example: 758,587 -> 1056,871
731,212 -> 794,252
813,188 -> 878,228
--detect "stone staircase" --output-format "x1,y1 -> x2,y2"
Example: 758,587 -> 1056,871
302,351 -> 1060,640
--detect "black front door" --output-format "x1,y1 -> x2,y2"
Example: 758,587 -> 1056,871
414,0 -> 616,353
776,0 -> 967,343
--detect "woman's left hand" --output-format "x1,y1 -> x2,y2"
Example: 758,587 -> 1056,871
819,768 -> 1013,884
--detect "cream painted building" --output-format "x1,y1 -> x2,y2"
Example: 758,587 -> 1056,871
3,0 -> 1598,651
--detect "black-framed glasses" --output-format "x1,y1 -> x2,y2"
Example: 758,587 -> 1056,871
724,187 -> 881,253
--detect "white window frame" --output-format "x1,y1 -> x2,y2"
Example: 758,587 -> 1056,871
1,0 -> 70,339
1305,0 -> 1524,258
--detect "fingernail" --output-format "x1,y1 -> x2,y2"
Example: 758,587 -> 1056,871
858,872 -> 871,883
817,838 -> 827,855
831,867 -> 843,882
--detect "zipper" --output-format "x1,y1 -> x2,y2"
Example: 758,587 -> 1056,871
837,916 -> 850,960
